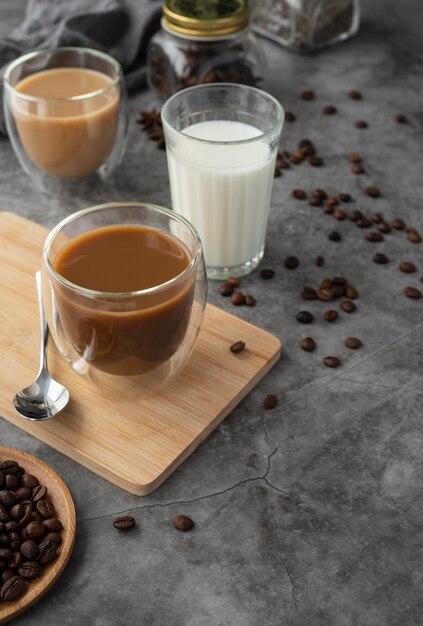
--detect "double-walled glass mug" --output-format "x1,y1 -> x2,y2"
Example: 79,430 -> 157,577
41,203 -> 207,396
3,47 -> 128,191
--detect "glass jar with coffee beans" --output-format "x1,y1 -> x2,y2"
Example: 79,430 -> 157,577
147,0 -> 265,99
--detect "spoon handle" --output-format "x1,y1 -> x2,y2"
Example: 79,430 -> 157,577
35,271 -> 49,375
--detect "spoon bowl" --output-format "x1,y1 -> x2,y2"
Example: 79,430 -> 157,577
13,272 -> 70,420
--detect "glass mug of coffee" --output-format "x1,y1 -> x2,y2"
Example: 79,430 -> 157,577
41,203 -> 207,394
3,47 -> 128,189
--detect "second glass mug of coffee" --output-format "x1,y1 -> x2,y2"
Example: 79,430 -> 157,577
3,47 -> 128,188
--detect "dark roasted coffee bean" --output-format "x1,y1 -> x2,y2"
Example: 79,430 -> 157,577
284,256 -> 299,269
366,231 -> 384,242
230,291 -> 245,306
264,395 -> 278,410
349,90 -> 362,99
301,90 -> 314,100
328,231 -> 341,242
0,462 -> 18,472
290,150 -> 305,164
310,196 -> 323,207
313,188 -> 327,199
317,288 -> 334,302
0,535 -> 9,547
20,540 -> 39,561
392,218 -> 405,230
301,337 -> 316,352
2,569 -> 15,583
332,276 -> 347,285
323,105 -> 337,114
356,218 -> 372,228
320,278 -> 333,289
4,475 -> 18,491
404,287 -> 421,299
316,256 -> 325,267
31,485 -> 47,502
0,548 -> 12,561
8,552 -> 22,570
341,300 -> 356,313
0,505 -> 8,523
395,113 -> 407,123
172,515 -> 194,532
15,487 -> 31,502
324,310 -> 338,322
227,276 -> 240,287
350,210 -> 364,222
4,521 -> 19,533
301,287 -> 317,301
333,284 -> 345,298
296,311 -> 313,324
371,212 -> 383,224
0,492 -> 17,510
230,341 -> 245,354
378,222 -> 391,234
355,120 -> 368,128
25,521 -> 45,541
326,196 -> 339,207
366,186 -> 380,197
44,532 -> 62,546
245,295 -> 256,307
408,230 -> 422,243
334,209 -> 347,221
399,262 -> 416,273
37,539 -> 57,564
324,203 -> 335,215
0,575 -> 26,601
0,473 -> 3,488
309,155 -> 323,167
219,283 -> 233,297
113,516 -> 136,531
285,111 -> 296,122
3,466 -> 24,477
352,164 -> 365,174
339,193 -> 351,203
323,356 -> 341,368
260,268 -> 274,279
373,253 -> 389,264
36,500 -> 55,520
345,337 -> 362,349
42,518 -> 63,533
19,561 -> 41,580
8,532 -> 20,544
292,189 -> 306,199
9,504 -> 23,523
349,152 -> 362,163
345,286 -> 358,299
9,541 -> 21,553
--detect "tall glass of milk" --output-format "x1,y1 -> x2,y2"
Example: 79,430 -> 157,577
161,84 -> 284,279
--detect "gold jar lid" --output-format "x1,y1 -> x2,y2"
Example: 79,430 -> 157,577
163,0 -> 250,38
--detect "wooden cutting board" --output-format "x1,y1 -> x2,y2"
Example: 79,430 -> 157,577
0,212 -> 281,495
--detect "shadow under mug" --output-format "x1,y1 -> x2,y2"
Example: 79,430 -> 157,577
3,47 -> 128,190
41,202 -> 207,396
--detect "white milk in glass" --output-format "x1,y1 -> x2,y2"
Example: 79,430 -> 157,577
167,120 -> 276,271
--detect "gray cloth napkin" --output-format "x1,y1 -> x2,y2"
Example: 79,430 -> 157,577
0,0 -> 162,134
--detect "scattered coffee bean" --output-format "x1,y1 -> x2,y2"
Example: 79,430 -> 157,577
349,90 -> 362,100
352,164 -> 365,174
317,288 -> 334,302
404,287 -> 421,299
0,575 -> 26,601
301,287 -> 317,301
231,291 -> 245,306
296,311 -> 314,324
227,276 -> 240,287
345,286 -> 358,299
230,341 -> 246,354
326,196 -> 339,207
373,253 -> 389,264
245,295 -> 256,307
356,218 -> 372,228
320,278 -> 333,289
292,189 -> 306,199
285,111 -> 296,122
301,90 -> 314,100
408,229 -> 422,243
324,203 -> 335,215
260,268 -> 274,279
392,218 -> 405,230
310,196 -> 323,207
366,231 -> 384,242
264,395 -> 278,410
313,189 -> 327,199
113,516 -> 136,531
349,152 -> 362,163
333,276 -> 347,285
301,337 -> 316,352
324,310 -> 338,322
219,283 -> 233,297
328,231 -> 342,242
333,284 -> 345,297
323,105 -> 337,114
323,356 -> 341,368
341,300 -> 356,313
371,212 -> 383,224
339,193 -> 352,203
290,150 -> 305,164
172,515 -> 194,532
309,155 -> 323,167
334,209 -> 347,221
350,210 -> 364,222
395,113 -> 407,123
345,337 -> 362,349
355,120 -> 368,128
284,256 -> 299,269
366,186 -> 380,197
399,262 -> 416,273
315,256 -> 325,267
378,222 -> 391,234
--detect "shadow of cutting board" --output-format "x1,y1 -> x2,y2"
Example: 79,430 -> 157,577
0,212 -> 281,495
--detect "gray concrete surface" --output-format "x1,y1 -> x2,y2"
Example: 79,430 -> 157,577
0,1 -> 423,624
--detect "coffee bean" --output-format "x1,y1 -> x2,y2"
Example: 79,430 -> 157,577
317,288 -> 334,302
113,516 -> 136,531
378,222 -> 391,234
355,120 -> 368,128
326,196 -> 339,207
309,155 -> 323,166
328,231 -> 341,242
345,286 -> 358,299
301,287 -> 317,300
0,535 -> 9,547
230,291 -> 245,306
323,356 -> 341,368
345,337 -> 362,349
44,532 -> 62,546
36,500 -> 54,520
264,395 -> 278,410
349,90 -> 362,99
2,569 -> 15,583
341,300 -> 356,313
313,189 -> 327,199
349,152 -> 362,163
0,575 -> 26,601
8,552 -> 22,570
339,193 -> 351,203
301,90 -> 314,100
395,113 -> 407,123
0,491 -> 17,510
284,256 -> 299,269
260,268 -> 274,279
37,539 -> 57,564
245,295 -> 256,307
315,256 -> 325,267
352,164 -> 365,174
324,310 -> 338,322
290,150 -> 305,164
20,540 -> 39,561
172,515 -> 194,531
15,487 -> 31,501
324,203 -> 335,215
399,262 -> 416,273
333,276 -> 347,285
366,231 -> 384,242
0,473 -> 3,488
42,519 -> 63,533
366,186 -> 380,197
0,548 -> 12,561
19,561 -> 41,580
4,466 -> 24,477
371,212 -> 383,224
301,337 -> 316,352
230,341 -> 245,354
285,111 -> 296,122
219,283 -> 233,297
5,475 -> 19,491
334,209 -> 347,221
292,189 -> 306,199
310,197 -> 323,207
0,505 -> 8,523
31,485 -> 47,503
323,105 -> 337,114
298,139 -> 315,153
350,210 -> 364,222
30,512 -> 42,523
320,278 -> 333,289
296,311 -> 314,324
356,218 -> 372,228
20,474 -> 39,489
227,276 -> 240,287
4,521 -> 19,533
333,284 -> 345,298
404,287 -> 421,299
373,253 -> 389,264
9,504 -> 23,523
408,230 -> 422,243
392,218 -> 405,230
25,521 -> 45,541
0,462 -> 18,472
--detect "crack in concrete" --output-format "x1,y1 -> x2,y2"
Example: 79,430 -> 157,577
270,504 -> 299,611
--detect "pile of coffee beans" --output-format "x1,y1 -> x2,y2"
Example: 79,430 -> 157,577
0,460 -> 64,603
